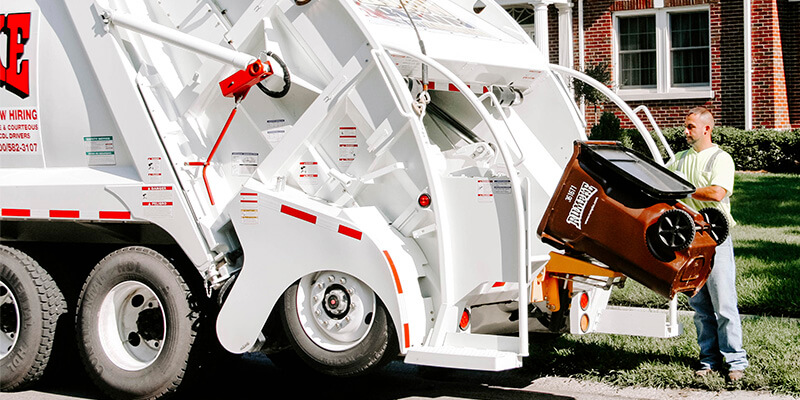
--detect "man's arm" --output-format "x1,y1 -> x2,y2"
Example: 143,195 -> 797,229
692,185 -> 727,202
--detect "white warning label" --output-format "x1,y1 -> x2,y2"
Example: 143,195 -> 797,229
0,107 -> 41,154
240,192 -> 259,225
232,152 -> 258,176
338,127 -> 358,166
142,186 -> 174,218
477,178 -> 512,202
146,157 -> 163,183
84,136 -> 116,166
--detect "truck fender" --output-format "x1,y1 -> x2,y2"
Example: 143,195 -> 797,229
216,190 -> 428,354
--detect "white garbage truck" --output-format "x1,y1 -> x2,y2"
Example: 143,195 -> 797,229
0,0 -> 728,398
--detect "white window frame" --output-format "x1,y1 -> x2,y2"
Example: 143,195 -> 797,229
613,5 -> 713,101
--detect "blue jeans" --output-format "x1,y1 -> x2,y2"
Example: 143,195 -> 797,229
689,236 -> 748,371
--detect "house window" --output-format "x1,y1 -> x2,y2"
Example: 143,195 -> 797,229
670,12 -> 710,86
614,7 -> 712,100
618,15 -> 657,88
505,6 -> 536,42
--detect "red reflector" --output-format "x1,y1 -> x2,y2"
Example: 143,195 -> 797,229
2,208 -> 30,217
492,282 -> 505,288
280,205 -> 317,224
50,210 -> 80,219
404,323 -> 410,348
418,193 -> 431,208
580,292 -> 589,310
100,211 -> 131,220
459,309 -> 470,331
338,225 -> 363,241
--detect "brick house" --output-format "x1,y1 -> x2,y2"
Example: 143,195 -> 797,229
496,0 -> 800,130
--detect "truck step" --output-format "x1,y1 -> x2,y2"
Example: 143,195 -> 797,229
405,345 -> 522,371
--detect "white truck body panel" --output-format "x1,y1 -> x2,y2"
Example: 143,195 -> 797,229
0,0 -> 683,390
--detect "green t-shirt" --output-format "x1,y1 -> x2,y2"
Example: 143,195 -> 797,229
667,144 -> 736,227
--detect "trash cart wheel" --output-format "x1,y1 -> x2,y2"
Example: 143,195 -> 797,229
647,209 -> 694,261
699,207 -> 729,244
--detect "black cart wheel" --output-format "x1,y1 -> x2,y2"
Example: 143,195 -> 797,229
699,207 -> 729,244
647,209 -> 695,261
76,247 -> 197,399
0,245 -> 66,391
280,271 -> 395,376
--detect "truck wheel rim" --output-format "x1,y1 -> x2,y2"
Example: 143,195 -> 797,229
296,272 -> 376,351
98,281 -> 166,371
0,281 -> 20,360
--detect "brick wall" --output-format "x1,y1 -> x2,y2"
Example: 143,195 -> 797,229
578,0 -> 726,131
751,0 -> 791,129
563,0 -> 800,131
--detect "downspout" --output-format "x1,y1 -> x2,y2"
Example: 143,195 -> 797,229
578,0 -> 585,115
745,0 -> 753,130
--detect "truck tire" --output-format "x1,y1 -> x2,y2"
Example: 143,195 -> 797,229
0,245 -> 66,391
76,247 -> 197,399
281,271 -> 395,376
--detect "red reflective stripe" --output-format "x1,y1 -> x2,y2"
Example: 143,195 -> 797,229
448,83 -> 459,92
483,86 -> 489,93
338,225 -> 362,241
492,282 -> 505,288
428,81 -> 435,90
1,208 -> 30,217
240,192 -> 257,196
383,251 -> 403,294
50,210 -> 80,218
99,211 -> 131,220
280,205 -> 317,224
404,323 -> 410,349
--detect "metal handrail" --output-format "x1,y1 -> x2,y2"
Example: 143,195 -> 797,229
548,64 -> 664,165
632,105 -> 676,165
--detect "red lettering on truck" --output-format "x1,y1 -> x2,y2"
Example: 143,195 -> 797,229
0,13 -> 31,99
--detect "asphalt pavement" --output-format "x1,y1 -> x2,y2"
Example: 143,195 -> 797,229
1,352 -> 796,400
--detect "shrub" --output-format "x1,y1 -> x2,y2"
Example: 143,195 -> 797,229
653,127 -> 800,173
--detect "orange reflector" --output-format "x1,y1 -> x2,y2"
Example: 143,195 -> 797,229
459,309 -> 470,331
580,292 -> 589,310
580,314 -> 590,333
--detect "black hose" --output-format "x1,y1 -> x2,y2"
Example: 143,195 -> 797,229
257,51 -> 291,98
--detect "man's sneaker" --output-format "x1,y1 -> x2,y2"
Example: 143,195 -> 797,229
728,369 -> 745,382
695,368 -> 713,377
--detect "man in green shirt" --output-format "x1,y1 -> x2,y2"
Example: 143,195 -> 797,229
668,107 -> 748,381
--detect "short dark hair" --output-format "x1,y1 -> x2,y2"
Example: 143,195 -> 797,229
688,107 -> 715,129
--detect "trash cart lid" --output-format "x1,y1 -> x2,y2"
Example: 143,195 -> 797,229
578,142 -> 695,201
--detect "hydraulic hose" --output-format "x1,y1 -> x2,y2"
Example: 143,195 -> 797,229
257,51 -> 291,98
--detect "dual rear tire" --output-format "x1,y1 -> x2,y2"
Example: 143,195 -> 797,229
0,245 -> 66,391
75,246 -> 198,399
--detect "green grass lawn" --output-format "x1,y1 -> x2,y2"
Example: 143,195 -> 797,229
533,172 -> 800,395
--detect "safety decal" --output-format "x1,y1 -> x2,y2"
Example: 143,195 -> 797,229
240,192 -> 259,225
84,136 -> 115,166
142,186 -> 173,218
232,152 -> 258,176
477,179 -> 494,202
477,178 -> 511,202
565,182 -> 598,230
338,127 -> 358,166
299,161 -> 319,185
147,157 -> 163,183
265,118 -> 288,145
